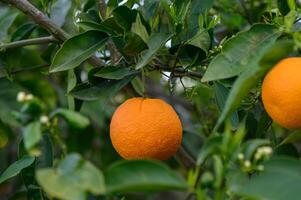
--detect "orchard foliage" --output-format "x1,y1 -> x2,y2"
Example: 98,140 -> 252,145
0,0 -> 301,200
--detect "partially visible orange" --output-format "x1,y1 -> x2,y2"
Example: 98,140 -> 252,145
110,97 -> 182,160
262,57 -> 301,129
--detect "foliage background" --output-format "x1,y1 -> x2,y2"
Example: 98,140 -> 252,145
0,0 -> 301,200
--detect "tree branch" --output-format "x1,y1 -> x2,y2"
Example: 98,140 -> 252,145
96,0 -> 121,64
2,0 -> 104,67
157,66 -> 204,79
0,36 -> 57,50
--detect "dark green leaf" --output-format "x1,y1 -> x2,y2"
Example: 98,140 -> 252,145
136,33 -> 173,69
213,82 -> 239,129
123,32 -> 148,56
0,155 -> 35,184
105,160 -> 188,194
280,131 -> 301,146
197,135 -> 223,165
213,40 -> 294,130
93,66 -> 133,80
0,7 -> 18,42
50,31 -> 109,72
202,24 -> 280,82
70,74 -> 136,101
131,14 -> 149,43
50,108 -> 90,129
77,17 -> 123,35
23,121 -> 42,150
11,23 -> 36,42
36,153 -> 105,200
237,157 -> 301,200
278,0 -> 290,16
243,139 -> 270,160
131,76 -> 144,96
112,6 -> 137,30
186,30 -> 210,54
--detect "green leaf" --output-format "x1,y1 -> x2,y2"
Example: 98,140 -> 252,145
0,7 -> 18,42
23,121 -> 42,150
50,0 -> 72,27
93,66 -> 132,80
67,70 -> 77,110
243,139 -> 270,160
0,155 -> 35,184
236,157 -> 301,200
123,33 -> 148,56
70,74 -> 136,101
11,23 -> 36,42
131,76 -> 144,96
186,30 -> 211,54
50,108 -> 90,129
197,135 -> 223,165
213,82 -> 239,129
112,6 -> 137,30
136,33 -> 173,70
50,30 -> 109,72
188,0 -> 213,33
278,0 -> 290,15
202,24 -> 280,82
36,153 -> 105,200
77,17 -> 123,35
280,131 -> 301,146
131,14 -> 149,43
105,160 -> 188,194
213,40 -> 294,131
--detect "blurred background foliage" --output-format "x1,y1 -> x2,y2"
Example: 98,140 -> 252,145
0,0 -> 301,199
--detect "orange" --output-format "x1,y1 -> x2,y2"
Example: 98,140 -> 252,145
262,57 -> 301,129
110,97 -> 183,160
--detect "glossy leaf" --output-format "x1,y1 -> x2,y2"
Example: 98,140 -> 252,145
213,40 -> 294,130
202,24 -> 280,82
136,33 -> 173,69
0,7 -> 18,42
280,131 -> 301,146
11,23 -> 36,41
112,6 -> 137,30
105,160 -> 188,194
213,82 -> 239,129
237,157 -> 301,200
50,108 -> 90,129
0,155 -> 35,184
50,0 -> 72,27
131,76 -> 144,96
70,74 -> 136,101
23,121 -> 42,150
197,136 -> 223,165
93,66 -> 132,80
50,31 -> 109,72
131,14 -> 149,43
36,153 -> 105,200
186,30 -> 210,54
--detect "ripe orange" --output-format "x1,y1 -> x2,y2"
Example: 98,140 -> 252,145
262,57 -> 301,129
110,97 -> 183,160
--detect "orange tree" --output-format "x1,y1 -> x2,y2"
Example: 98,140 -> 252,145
0,0 -> 301,199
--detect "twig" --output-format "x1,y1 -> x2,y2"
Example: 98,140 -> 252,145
158,66 -> 204,79
0,64 -> 49,79
97,0 -> 106,19
2,0 -> 104,67
96,0 -> 121,64
0,36 -> 57,50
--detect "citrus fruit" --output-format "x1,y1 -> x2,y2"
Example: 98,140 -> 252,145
262,57 -> 301,129
110,97 -> 183,160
